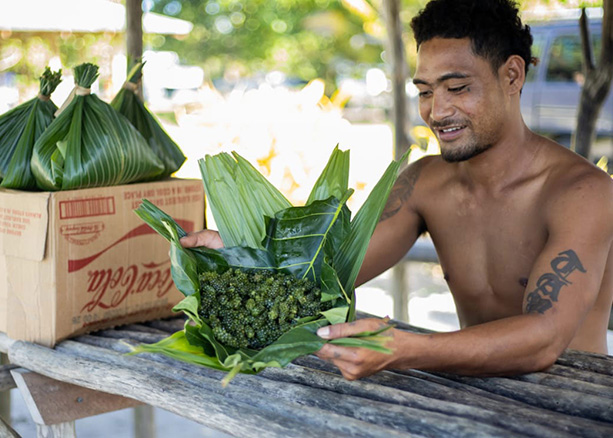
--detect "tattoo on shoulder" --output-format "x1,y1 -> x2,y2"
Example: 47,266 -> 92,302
525,249 -> 586,314
380,161 -> 424,222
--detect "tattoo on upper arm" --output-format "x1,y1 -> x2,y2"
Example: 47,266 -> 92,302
525,249 -> 586,314
380,163 -> 424,222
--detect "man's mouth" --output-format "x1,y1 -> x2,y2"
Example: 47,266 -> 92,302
436,125 -> 467,141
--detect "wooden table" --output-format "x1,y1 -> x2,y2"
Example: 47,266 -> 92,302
1,315 -> 612,438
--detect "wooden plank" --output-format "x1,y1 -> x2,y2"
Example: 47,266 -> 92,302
94,330 -> 167,344
0,355 -> 13,433
515,369 -> 613,399
144,317 -> 186,333
291,356 -> 613,438
0,335 -> 14,354
57,341 -> 526,438
546,364 -> 613,387
66,337 -> 607,438
0,415 -> 19,438
10,369 -> 141,425
36,423 -> 75,438
8,341 -> 408,438
556,350 -> 613,376
0,365 -> 16,392
435,372 -> 613,423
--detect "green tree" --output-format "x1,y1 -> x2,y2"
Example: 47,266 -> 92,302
147,0 -> 425,88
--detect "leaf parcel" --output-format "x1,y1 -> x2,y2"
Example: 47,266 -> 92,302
111,61 -> 186,177
31,63 -> 165,191
133,146 -> 406,384
0,67 -> 62,190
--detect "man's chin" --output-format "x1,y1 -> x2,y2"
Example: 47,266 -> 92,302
441,144 -> 491,163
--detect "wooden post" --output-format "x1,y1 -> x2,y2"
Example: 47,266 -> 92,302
392,263 -> 409,323
573,3 -> 613,158
0,354 -> 10,428
126,0 -> 144,95
383,0 -> 410,160
134,405 -> 156,438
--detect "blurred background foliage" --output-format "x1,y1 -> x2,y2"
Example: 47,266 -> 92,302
1,0 -> 603,101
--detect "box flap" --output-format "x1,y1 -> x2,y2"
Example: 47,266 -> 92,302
0,189 -> 50,261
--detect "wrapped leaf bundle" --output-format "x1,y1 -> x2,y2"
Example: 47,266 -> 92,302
0,68 -> 62,190
134,146 -> 406,385
31,63 -> 164,191
111,62 -> 186,177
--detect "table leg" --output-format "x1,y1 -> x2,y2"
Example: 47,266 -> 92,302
392,262 -> 409,323
36,422 -> 76,438
134,405 -> 156,438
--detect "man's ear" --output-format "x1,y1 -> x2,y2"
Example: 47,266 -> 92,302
501,55 -> 525,95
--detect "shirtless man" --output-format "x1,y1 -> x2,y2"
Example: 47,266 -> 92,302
181,0 -> 613,379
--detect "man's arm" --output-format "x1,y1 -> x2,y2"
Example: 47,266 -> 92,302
355,158 -> 429,286
317,170 -> 613,379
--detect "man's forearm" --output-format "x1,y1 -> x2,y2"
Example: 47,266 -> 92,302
393,314 -> 564,376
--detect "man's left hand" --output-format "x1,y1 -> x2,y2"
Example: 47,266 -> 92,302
315,318 -> 399,380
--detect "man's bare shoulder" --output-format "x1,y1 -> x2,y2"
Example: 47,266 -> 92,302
399,154 -> 451,188
540,138 -> 613,223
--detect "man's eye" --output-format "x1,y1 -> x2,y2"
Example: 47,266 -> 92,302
449,85 -> 467,93
418,91 -> 432,98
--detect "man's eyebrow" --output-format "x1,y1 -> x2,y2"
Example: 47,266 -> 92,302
413,72 -> 471,86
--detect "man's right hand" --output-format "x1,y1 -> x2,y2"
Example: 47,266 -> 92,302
179,229 -> 224,249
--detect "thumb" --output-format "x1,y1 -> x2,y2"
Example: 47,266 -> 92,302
317,318 -> 387,340
179,230 -> 223,249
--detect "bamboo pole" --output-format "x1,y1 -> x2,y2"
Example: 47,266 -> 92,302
126,0 -> 144,96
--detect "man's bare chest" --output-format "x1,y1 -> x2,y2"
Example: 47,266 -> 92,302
419,193 -> 549,322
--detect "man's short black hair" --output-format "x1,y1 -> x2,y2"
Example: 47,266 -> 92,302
410,0 -> 533,75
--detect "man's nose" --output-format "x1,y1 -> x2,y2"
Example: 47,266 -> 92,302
430,93 -> 454,123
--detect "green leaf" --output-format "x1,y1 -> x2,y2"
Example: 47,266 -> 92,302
134,199 -> 228,280
321,306 -> 349,325
335,150 -> 410,295
217,246 -> 276,271
128,329 -> 229,371
306,145 -> 350,204
0,67 -> 61,189
172,295 -> 201,324
197,322 -> 240,363
249,319 -> 329,367
111,61 -> 185,177
328,337 -> 392,354
31,63 -> 164,191
199,152 -> 292,249
264,193 -> 352,283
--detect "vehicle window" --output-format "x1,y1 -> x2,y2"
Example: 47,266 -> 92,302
526,32 -> 546,82
546,32 -> 602,84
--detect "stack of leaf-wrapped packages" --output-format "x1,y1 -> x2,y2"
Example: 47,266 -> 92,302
0,68 -> 62,190
111,61 -> 186,177
31,63 -> 166,190
133,146 -> 408,385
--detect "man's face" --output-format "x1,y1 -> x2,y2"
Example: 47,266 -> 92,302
413,38 -> 508,162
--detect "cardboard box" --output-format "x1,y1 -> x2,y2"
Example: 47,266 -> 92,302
0,179 -> 205,346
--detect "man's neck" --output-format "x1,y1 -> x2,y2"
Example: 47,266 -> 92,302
457,121 -> 540,194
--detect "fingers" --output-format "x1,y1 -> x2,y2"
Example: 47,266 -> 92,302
315,344 -> 373,381
316,318 -> 389,340
179,229 -> 224,249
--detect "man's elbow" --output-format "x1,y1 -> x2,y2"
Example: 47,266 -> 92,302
530,337 -> 568,372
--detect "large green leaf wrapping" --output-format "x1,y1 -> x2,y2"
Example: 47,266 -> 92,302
0,68 -> 61,189
133,146 -> 407,384
110,62 -> 186,177
31,63 -> 164,191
